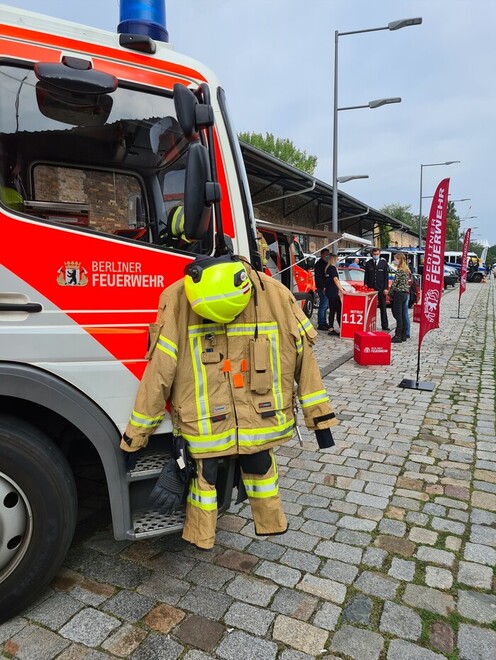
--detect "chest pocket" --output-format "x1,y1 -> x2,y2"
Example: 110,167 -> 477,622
249,337 -> 273,394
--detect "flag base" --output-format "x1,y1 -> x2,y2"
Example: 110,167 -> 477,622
398,378 -> 435,391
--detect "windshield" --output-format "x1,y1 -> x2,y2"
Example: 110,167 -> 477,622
0,64 -> 193,243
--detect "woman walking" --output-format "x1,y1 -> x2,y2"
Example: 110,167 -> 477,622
325,254 -> 346,336
390,252 -> 410,343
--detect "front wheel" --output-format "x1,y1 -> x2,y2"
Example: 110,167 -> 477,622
0,417 -> 77,622
302,293 -> 314,318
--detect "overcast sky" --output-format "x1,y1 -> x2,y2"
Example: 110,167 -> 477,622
4,0 -> 495,246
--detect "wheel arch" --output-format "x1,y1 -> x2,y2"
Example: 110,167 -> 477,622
0,362 -> 130,539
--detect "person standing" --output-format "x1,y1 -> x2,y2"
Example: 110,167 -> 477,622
325,254 -> 346,336
314,248 -> 330,330
120,255 -> 337,550
348,257 -> 361,269
389,252 -> 410,343
364,248 -> 390,331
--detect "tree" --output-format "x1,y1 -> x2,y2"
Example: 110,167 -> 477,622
380,203 -> 417,232
238,131 -> 317,175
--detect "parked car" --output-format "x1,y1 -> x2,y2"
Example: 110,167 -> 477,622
444,265 -> 459,289
338,267 -> 368,292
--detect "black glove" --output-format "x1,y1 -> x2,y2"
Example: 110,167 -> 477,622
149,457 -> 187,514
172,435 -> 195,483
315,428 -> 335,449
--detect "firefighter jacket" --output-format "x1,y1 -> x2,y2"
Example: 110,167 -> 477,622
121,264 -> 337,457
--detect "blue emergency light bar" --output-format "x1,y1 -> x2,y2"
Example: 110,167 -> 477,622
118,0 -> 168,42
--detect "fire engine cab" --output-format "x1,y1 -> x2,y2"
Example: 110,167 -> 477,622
0,0 -> 261,620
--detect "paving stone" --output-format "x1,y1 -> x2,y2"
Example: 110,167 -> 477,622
330,625 -> 384,660
354,570 -> 399,599
4,623 -> 70,659
143,604 -> 185,633
334,529 -> 371,546
225,574 -> 277,606
216,629 -> 277,660
174,614 -> 224,652
299,519 -> 337,538
409,527 -> 438,545
137,572 -> 190,605
402,584 -> 455,616
457,561 -> 494,589
464,542 -> 496,566
425,566 -> 453,590
272,614 -> 328,655
458,623 -> 496,660
379,518 -> 406,537
281,548 -> 320,573
131,631 -> 183,659
244,541 -> 284,562
101,591 -> 155,622
0,617 -> 27,644
471,490 -> 496,511
302,507 -> 340,524
279,651 -> 316,660
312,601 -> 341,631
314,540 -> 363,564
430,517 -> 466,535
470,524 -> 496,547
362,547 -> 388,568
379,601 -> 422,640
388,557 -> 416,581
457,590 -> 496,624
320,558 -> 359,584
342,594 -> 373,625
224,602 -> 274,635
336,515 -> 377,532
101,623 -> 147,656
387,639 -> 445,659
270,587 -> 318,621
428,620 -> 455,654
70,581 -> 115,608
375,535 -> 416,557
26,592 -> 83,631
59,609 -> 121,647
296,574 -> 346,604
254,560 -> 301,587
416,546 -> 455,567
179,585 -> 233,620
80,555 -> 150,589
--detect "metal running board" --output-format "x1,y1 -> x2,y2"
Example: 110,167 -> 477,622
127,452 -> 170,481
130,507 -> 186,540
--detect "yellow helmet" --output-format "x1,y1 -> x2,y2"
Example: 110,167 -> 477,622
184,255 -> 252,323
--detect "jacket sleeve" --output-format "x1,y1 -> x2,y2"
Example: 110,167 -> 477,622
363,262 -> 372,288
120,288 -> 180,452
289,297 -> 337,431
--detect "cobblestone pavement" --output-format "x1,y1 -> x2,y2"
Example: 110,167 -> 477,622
2,282 -> 495,659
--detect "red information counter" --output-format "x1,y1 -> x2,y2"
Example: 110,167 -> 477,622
340,291 -> 378,339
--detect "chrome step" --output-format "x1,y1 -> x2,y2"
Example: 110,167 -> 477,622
129,507 -> 186,540
127,452 -> 169,481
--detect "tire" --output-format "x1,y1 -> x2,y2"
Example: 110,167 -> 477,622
471,273 -> 483,283
302,293 -> 314,318
0,416 -> 77,622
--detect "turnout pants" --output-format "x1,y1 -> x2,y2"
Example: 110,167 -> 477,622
182,449 -> 287,550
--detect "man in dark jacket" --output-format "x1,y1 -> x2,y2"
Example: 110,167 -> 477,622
364,248 -> 390,331
314,248 -> 330,330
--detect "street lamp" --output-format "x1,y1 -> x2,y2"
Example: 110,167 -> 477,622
337,175 -> 369,183
457,218 -> 478,250
418,161 -> 460,247
332,17 -> 422,252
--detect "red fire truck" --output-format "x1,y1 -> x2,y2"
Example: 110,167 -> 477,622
0,0 -> 263,620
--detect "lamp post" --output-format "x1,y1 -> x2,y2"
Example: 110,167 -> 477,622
418,161 -> 460,247
337,175 -> 369,183
332,17 -> 422,253
457,217 -> 478,250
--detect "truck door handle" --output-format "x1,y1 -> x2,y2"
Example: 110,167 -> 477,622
0,302 -> 43,313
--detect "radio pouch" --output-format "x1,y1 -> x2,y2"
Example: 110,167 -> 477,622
249,337 -> 272,394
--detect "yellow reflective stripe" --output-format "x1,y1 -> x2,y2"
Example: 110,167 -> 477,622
189,334 -> 212,436
170,206 -> 185,236
299,389 -> 329,408
243,455 -> 279,499
238,419 -> 294,447
299,317 -> 313,335
226,322 -> 278,335
295,336 -> 303,354
156,335 -> 178,360
183,429 -> 236,454
129,410 -> 164,429
188,323 -> 225,337
187,481 -> 217,510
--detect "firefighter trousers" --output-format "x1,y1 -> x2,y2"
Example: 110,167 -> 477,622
182,449 -> 287,550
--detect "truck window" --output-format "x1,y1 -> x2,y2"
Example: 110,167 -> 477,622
0,64 -> 193,247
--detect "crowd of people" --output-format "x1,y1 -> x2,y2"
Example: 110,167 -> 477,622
314,246 -> 413,342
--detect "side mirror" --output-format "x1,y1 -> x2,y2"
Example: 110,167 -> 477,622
173,83 -> 214,140
183,142 -> 221,240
